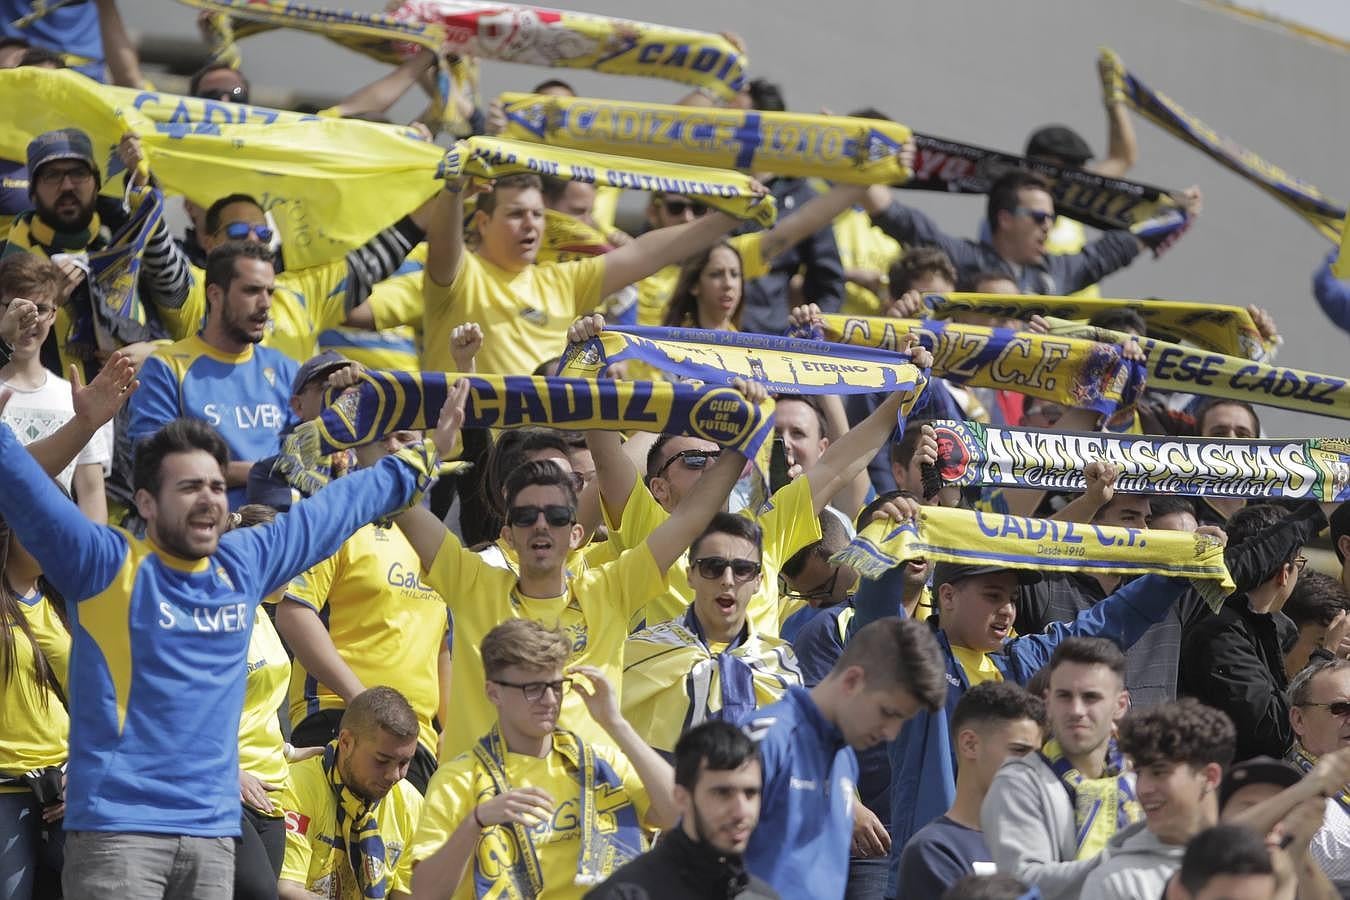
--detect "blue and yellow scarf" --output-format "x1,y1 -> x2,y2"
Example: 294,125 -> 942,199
323,741 -> 389,899
1041,737 -> 1142,860
1290,744 -> 1350,814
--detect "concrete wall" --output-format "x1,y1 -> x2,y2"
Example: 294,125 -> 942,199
127,0 -> 1350,436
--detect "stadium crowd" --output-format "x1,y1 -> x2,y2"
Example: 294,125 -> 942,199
2,2 -> 1350,900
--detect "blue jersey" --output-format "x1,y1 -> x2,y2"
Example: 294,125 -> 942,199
128,335 -> 298,508
742,685 -> 858,900
0,422 -> 417,837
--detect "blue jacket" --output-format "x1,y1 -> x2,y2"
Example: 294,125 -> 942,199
850,564 -> 1187,898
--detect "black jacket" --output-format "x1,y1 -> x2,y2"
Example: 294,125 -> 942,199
584,828 -> 780,900
1179,501 -> 1329,761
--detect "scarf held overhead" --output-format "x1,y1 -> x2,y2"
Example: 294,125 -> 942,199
471,726 -> 644,897
179,0 -> 748,102
443,136 -> 776,226
832,505 -> 1235,608
814,314 -> 1144,418
1101,47 -> 1344,244
924,291 -> 1273,361
931,420 -> 1350,503
497,92 -> 914,184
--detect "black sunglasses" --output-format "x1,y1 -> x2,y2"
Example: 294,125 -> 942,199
1015,206 -> 1055,226
197,85 -> 249,104
507,504 -> 575,528
1299,699 -> 1350,718
692,556 -> 762,582
661,197 -> 708,217
654,449 -> 721,480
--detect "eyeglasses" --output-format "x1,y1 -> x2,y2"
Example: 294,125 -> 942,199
218,221 -> 275,243
197,85 -> 249,104
35,166 -> 94,188
2,300 -> 58,320
491,678 -> 571,703
692,556 -> 762,582
1293,556 -> 1309,572
1298,699 -> 1350,718
1015,206 -> 1056,227
507,504 -> 576,528
660,197 -> 708,217
782,568 -> 839,603
654,449 -> 721,480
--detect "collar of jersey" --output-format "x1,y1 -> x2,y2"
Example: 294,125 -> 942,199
190,334 -> 256,364
146,535 -> 213,573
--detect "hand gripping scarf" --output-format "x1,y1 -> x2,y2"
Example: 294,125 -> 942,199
1040,738 -> 1143,860
1051,320 -> 1350,422
1290,745 -> 1350,814
923,291 -> 1274,361
323,741 -> 389,899
497,93 -> 915,184
811,314 -> 1145,418
832,505 -> 1235,609
471,725 -> 644,897
931,419 -> 1350,503
442,135 -> 776,226
278,370 -> 776,495
179,0 -> 748,102
1101,46 -> 1344,244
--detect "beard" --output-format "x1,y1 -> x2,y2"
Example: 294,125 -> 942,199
687,802 -> 747,857
35,190 -> 96,233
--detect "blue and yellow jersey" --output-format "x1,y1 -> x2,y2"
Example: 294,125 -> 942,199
0,422 -> 420,837
238,607 -> 292,814
0,589 -> 69,787
280,754 -> 422,897
282,524 -> 449,755
129,335 -> 298,509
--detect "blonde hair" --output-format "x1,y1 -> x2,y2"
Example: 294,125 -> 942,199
481,619 -> 571,680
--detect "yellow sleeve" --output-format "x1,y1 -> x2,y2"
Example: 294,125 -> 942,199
370,269 -> 426,330
606,481 -> 670,554
756,477 -> 822,566
426,532 -> 494,611
729,233 -> 770,282
156,267 -> 208,339
279,766 -> 318,885
592,543 -> 668,622
286,258 -> 352,333
409,759 -> 475,864
392,785 -> 425,892
282,546 -> 340,614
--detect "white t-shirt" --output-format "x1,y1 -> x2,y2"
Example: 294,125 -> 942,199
1,369 -> 114,493
1313,798 -> 1350,894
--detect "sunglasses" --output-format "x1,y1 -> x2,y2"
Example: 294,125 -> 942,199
1300,699 -> 1350,718
491,677 -> 571,703
692,556 -> 762,582
654,449 -> 721,480
1015,206 -> 1056,227
660,197 -> 709,217
219,221 -> 274,243
197,85 -> 249,104
507,504 -> 575,528
36,166 -> 94,188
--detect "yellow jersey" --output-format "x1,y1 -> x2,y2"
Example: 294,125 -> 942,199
408,737 -> 652,899
280,753 -> 423,899
425,535 -> 667,762
0,590 -> 69,787
318,246 -> 428,372
419,251 -> 605,376
603,476 -> 821,636
283,524 -> 450,755
237,608 -> 291,811
633,232 -> 768,327
950,645 -> 1006,687
833,207 -> 903,317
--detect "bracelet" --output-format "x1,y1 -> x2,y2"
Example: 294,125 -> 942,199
472,805 -> 486,828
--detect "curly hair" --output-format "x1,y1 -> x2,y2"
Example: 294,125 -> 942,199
1119,697 -> 1236,769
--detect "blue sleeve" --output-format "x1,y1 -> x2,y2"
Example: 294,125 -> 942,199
126,355 -> 181,444
846,562 -> 908,642
870,201 -> 983,273
792,612 -> 845,687
0,423 -> 125,601
1313,252 -> 1350,335
220,454 -> 418,598
1051,231 -> 1142,292
1007,574 -> 1186,678
896,832 -> 970,900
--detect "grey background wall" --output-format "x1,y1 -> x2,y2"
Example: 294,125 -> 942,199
125,0 -> 1350,438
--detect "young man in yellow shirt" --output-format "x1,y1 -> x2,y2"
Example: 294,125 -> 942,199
623,512 -> 802,758
408,619 -> 678,900
391,377 -> 767,762
279,687 -> 424,900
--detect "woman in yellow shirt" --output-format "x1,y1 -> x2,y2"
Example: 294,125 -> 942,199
0,519 -> 70,900
661,242 -> 745,332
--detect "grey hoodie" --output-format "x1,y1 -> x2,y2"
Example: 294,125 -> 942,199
980,752 -> 1134,899
1081,822 -> 1184,900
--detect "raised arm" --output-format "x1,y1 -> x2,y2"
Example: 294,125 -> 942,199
95,0 -> 146,88
25,353 -> 137,477
1090,57 -> 1138,178
331,48 -> 437,120
424,182 -> 477,288
599,210 -> 744,298
393,379 -> 472,568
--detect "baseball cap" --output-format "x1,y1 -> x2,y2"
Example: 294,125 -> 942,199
290,351 -> 351,396
1025,125 -> 1093,166
931,562 -> 1042,589
1218,756 -> 1304,811
26,128 -> 98,184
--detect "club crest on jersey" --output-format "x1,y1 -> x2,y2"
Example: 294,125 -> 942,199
521,306 -> 548,325
263,367 -> 276,387
215,567 -> 235,591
